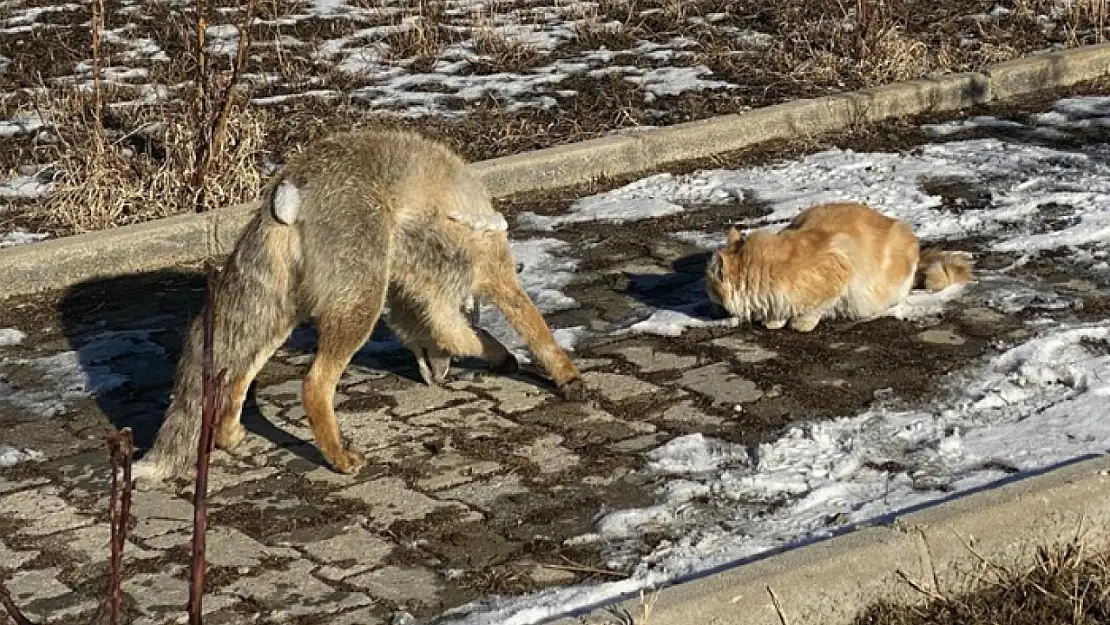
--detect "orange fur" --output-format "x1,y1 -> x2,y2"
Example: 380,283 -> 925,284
705,202 -> 974,332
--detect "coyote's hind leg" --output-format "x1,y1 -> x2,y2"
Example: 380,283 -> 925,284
216,323 -> 296,450
302,292 -> 388,475
390,291 -> 517,382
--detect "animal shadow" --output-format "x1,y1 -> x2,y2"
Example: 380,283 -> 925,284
56,268 -> 446,465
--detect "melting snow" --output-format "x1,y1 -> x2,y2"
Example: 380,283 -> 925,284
0,328 -> 26,347
434,96 -> 1110,625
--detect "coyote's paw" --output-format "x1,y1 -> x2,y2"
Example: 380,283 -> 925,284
131,459 -> 194,490
216,422 -> 247,451
557,377 -> 589,402
330,448 -> 366,475
416,347 -> 452,386
490,353 -> 519,375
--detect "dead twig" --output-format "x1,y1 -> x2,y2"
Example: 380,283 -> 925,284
105,428 -> 134,625
0,583 -> 35,625
89,0 -> 107,136
767,585 -> 791,625
188,261 -> 229,625
542,556 -> 626,578
0,429 -> 135,625
190,0 -> 259,213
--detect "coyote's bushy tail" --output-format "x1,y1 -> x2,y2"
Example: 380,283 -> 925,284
917,248 -> 974,292
132,210 -> 299,486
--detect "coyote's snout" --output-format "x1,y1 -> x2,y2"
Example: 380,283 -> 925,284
134,129 -> 584,483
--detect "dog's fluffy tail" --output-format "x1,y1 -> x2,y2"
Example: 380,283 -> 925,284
917,248 -> 974,292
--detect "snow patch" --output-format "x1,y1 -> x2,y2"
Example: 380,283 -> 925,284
0,229 -> 49,248
0,328 -> 26,347
0,445 -> 44,468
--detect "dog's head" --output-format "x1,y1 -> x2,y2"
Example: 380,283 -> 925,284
705,227 -> 748,319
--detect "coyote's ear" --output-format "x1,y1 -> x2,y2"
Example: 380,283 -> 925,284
726,227 -> 744,248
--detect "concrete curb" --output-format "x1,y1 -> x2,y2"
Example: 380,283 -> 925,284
4,42 -> 1110,299
549,454 -> 1110,625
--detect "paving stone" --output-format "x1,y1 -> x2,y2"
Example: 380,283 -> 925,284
217,560 -> 372,619
468,377 -> 549,414
381,384 -> 473,417
0,489 -> 93,537
611,433 -> 671,453
1065,278 -> 1098,292
5,568 -> 96,622
203,466 -> 281,495
578,409 -> 658,439
659,400 -> 724,426
329,606 -> 387,625
414,451 -> 503,491
960,306 -> 1007,325
678,363 -> 763,405
582,467 -> 632,487
610,344 -> 698,373
572,357 -> 615,371
581,372 -> 661,402
145,526 -> 298,567
257,379 -> 302,400
341,363 -> 390,384
0,474 -> 49,495
709,336 -> 778,362
301,526 -> 394,567
917,328 -> 967,345
206,526 -> 300,567
123,566 -> 238,617
131,488 -> 195,540
0,540 -> 38,570
333,410 -> 436,452
528,562 -> 579,585
515,433 -> 580,474
57,524 -> 160,562
439,475 -> 531,511
347,565 -> 444,608
335,477 -> 479,528
407,401 -> 519,440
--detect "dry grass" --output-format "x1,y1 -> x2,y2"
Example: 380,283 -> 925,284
17,89 -> 264,234
575,534 -> 1110,625
6,0 -> 1110,237
857,536 -> 1110,625
382,0 -> 453,72
471,26 -> 544,73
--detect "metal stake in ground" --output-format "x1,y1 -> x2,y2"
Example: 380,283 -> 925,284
188,261 -> 229,625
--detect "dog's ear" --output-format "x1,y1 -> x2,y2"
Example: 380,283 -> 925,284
726,227 -> 744,248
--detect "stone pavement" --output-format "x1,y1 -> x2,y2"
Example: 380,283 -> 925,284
3,163 -> 1110,624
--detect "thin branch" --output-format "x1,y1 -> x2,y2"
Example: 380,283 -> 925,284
210,0 -> 258,160
766,585 -> 791,625
0,583 -> 35,625
191,0 -> 258,213
895,569 -> 948,603
188,262 -> 228,625
106,429 -> 134,625
89,0 -> 106,136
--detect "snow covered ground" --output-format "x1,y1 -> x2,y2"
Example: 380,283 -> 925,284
4,91 -> 1110,624
433,96 -> 1110,624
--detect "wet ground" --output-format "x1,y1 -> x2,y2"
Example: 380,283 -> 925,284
4,98 -> 1110,625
